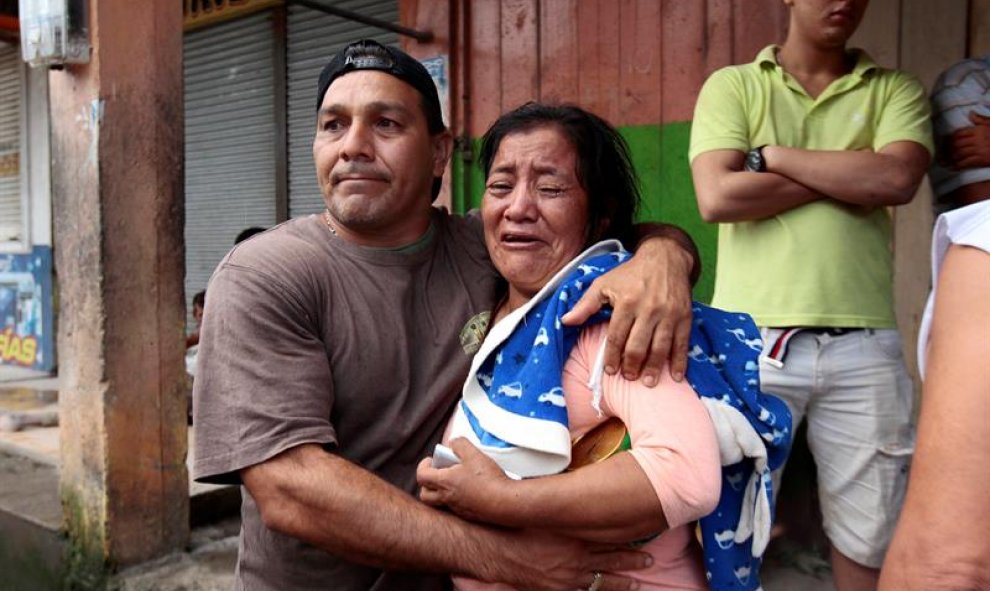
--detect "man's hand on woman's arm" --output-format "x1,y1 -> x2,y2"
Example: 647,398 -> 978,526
243,443 -> 650,591
562,223 -> 698,385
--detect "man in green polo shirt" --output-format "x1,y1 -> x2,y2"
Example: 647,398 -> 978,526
688,1 -> 932,590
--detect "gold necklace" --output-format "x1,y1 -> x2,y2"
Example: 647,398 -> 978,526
322,210 -> 337,235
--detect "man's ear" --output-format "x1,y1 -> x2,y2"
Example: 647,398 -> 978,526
431,131 -> 454,178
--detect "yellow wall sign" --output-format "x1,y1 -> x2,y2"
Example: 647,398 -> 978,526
183,0 -> 284,32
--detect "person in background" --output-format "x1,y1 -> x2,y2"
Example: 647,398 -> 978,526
878,200 -> 990,590
185,290 -> 207,423
928,54 -> 990,210
186,290 -> 206,349
688,1 -> 933,588
878,54 -> 990,591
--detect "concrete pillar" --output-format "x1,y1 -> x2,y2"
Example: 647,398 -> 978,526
49,0 -> 187,579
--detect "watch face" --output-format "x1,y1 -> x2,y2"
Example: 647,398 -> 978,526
744,148 -> 764,172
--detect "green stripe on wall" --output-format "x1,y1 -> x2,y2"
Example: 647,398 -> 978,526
450,136 -> 485,213
451,121 -> 717,303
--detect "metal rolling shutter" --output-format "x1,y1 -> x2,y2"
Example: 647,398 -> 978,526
286,0 -> 398,218
184,11 -> 277,306
0,42 -> 23,244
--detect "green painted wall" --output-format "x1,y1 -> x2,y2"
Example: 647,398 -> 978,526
450,121 -> 717,303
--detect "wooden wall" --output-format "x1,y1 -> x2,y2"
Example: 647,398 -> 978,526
406,0 -> 790,136
402,0 -> 795,302
850,0 -> 971,388
403,0 -> 985,138
970,0 -> 990,57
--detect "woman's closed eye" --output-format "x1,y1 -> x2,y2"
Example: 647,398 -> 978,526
486,181 -> 513,196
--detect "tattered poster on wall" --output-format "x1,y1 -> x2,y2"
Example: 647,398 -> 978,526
420,55 -> 450,128
0,246 -> 54,371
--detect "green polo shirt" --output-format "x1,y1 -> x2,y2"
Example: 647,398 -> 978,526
690,45 -> 933,327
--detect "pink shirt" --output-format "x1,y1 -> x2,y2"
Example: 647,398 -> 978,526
451,323 -> 721,590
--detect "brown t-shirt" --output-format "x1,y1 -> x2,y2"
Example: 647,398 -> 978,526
192,209 -> 499,591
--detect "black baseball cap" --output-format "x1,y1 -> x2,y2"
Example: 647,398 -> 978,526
316,39 -> 445,135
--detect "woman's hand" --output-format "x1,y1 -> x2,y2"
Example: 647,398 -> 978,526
417,438 -> 515,524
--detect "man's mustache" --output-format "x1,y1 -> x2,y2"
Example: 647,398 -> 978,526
331,166 -> 391,185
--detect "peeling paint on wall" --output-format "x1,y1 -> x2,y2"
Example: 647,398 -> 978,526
88,99 -> 104,168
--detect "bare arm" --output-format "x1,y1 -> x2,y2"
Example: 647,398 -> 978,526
243,444 -> 649,590
563,227 -> 696,384
879,245 -> 990,591
691,149 -> 825,222
631,223 -> 701,287
418,439 -> 666,543
244,444 -> 489,572
763,141 -> 931,207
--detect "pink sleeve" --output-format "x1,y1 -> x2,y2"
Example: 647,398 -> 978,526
562,324 -> 722,529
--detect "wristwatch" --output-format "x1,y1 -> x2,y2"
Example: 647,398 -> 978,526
744,145 -> 768,173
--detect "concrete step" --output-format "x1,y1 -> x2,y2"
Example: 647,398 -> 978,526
0,449 -> 241,590
0,370 -> 240,588
0,452 -> 65,591
0,405 -> 239,589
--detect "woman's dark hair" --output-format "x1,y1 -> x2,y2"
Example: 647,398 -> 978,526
478,102 -> 640,247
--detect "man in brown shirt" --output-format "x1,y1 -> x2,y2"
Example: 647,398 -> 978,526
193,39 -> 699,591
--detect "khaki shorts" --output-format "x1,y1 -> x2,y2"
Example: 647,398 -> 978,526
760,328 -> 915,568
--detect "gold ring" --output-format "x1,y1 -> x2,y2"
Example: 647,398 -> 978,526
588,571 -> 604,591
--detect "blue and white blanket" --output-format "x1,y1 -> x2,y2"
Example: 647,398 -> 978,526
447,240 -> 792,591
